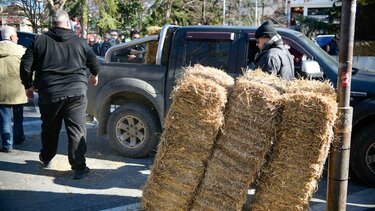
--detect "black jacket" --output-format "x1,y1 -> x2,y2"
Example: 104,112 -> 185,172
254,35 -> 295,80
20,27 -> 100,102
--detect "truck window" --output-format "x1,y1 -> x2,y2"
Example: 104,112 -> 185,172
184,39 -> 231,70
109,40 -> 158,64
246,36 -> 310,76
247,40 -> 258,67
283,38 -> 311,76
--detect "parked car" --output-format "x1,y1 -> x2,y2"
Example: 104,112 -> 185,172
0,31 -> 36,48
315,34 -> 335,48
87,25 -> 375,187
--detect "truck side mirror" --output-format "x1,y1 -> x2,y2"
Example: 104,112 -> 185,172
300,60 -> 324,78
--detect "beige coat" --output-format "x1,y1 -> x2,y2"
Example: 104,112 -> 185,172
0,40 -> 27,104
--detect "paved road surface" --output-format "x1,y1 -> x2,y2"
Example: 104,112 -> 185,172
0,105 -> 374,210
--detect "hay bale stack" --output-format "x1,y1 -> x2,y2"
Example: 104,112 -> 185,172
250,81 -> 337,211
142,65 -> 234,211
190,72 -> 283,211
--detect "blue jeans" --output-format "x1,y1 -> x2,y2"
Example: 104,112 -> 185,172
12,104 -> 25,143
0,105 -> 12,150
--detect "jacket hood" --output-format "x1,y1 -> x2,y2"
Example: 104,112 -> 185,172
46,27 -> 76,42
255,35 -> 284,61
260,34 -> 284,53
0,41 -> 25,58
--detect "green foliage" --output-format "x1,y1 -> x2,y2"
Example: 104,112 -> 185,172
65,0 -> 81,17
295,1 -> 341,38
295,14 -> 339,37
358,0 -> 370,6
97,9 -> 119,31
95,0 -> 119,33
118,0 -> 143,30
140,0 -> 222,31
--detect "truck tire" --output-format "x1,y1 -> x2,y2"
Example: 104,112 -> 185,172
107,103 -> 161,158
350,124 -> 375,187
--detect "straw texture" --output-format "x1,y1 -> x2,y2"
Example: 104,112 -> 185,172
141,65 -> 234,211
250,79 -> 338,211
190,70 -> 284,211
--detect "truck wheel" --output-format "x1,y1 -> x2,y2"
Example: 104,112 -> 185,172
350,124 -> 375,187
107,103 -> 161,158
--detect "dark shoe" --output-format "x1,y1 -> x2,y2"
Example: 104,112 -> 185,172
73,167 -> 90,180
0,148 -> 12,153
14,138 -> 25,145
39,154 -> 51,168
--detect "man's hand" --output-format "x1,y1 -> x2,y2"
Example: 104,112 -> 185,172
25,87 -> 35,99
89,74 -> 98,86
127,54 -> 136,60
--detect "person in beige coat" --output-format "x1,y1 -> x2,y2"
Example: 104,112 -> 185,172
0,26 -> 27,152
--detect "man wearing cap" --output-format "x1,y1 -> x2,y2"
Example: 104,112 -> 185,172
110,31 -> 121,45
254,20 -> 295,80
100,34 -> 112,57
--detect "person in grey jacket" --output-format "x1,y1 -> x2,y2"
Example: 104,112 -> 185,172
254,20 -> 295,80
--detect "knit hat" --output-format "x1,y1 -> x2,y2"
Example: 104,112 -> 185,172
255,20 -> 277,39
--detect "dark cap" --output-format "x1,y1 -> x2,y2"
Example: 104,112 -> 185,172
255,20 -> 277,39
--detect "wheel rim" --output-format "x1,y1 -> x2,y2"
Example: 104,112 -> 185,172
115,115 -> 146,148
366,142 -> 375,175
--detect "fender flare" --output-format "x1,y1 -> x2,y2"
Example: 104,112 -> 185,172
94,78 -> 165,135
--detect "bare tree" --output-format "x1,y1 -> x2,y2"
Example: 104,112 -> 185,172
21,0 -> 49,32
0,0 -> 50,32
46,0 -> 66,14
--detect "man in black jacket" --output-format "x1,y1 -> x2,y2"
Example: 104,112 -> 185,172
20,9 -> 100,179
254,20 -> 295,80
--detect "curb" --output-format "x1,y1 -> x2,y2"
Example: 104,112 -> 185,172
102,203 -> 140,211
310,189 -> 375,210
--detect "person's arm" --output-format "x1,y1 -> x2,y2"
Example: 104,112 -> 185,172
129,48 -> 146,55
20,40 -> 36,90
261,54 -> 281,76
86,46 -> 100,85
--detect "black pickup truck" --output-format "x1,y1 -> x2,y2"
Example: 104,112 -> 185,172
87,25 -> 375,187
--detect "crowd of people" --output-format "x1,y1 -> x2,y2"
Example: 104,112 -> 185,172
87,30 -> 144,57
0,10 -> 294,182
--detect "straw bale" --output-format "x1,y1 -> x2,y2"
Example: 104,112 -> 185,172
250,88 -> 338,211
145,26 -> 160,64
145,42 -> 158,64
142,66 -> 234,211
147,26 -> 162,35
190,73 -> 283,211
183,64 -> 236,88
144,26 -> 170,64
242,69 -> 287,94
286,79 -> 336,99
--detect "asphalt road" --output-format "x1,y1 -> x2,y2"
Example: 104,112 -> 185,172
0,105 -> 374,211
